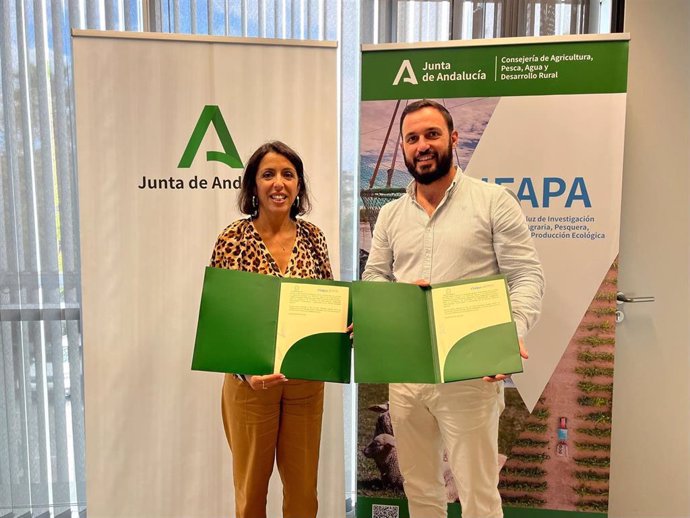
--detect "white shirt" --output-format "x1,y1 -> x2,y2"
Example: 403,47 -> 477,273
362,168 -> 544,337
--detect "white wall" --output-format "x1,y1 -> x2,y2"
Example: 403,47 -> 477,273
610,2 -> 690,517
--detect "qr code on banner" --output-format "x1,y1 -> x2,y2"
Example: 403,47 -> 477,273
372,504 -> 400,518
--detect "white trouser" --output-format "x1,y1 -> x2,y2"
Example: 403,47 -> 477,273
389,380 -> 505,518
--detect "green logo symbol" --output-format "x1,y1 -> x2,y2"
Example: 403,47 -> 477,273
178,105 -> 243,168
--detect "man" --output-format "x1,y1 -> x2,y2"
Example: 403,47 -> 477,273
363,99 -> 544,518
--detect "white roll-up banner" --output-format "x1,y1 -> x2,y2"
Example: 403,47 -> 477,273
73,31 -> 343,518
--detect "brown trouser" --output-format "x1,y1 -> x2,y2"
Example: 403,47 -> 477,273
221,375 -> 324,518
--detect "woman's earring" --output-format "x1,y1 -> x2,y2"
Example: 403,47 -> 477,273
293,195 -> 300,208
252,195 -> 258,217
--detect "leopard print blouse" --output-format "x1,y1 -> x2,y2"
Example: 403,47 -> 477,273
210,218 -> 333,280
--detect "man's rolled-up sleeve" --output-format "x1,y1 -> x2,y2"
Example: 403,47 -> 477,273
362,205 -> 396,283
492,189 -> 545,337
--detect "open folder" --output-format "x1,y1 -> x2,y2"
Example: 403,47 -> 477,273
192,267 -> 351,383
352,275 -> 522,383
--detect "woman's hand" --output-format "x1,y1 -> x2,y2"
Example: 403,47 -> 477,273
246,373 -> 288,390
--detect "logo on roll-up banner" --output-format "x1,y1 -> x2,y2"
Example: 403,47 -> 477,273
178,105 -> 243,168
137,105 -> 243,190
393,59 -> 418,86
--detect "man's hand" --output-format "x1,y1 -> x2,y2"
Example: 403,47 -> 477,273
412,279 -> 430,288
518,338 -> 529,360
246,373 -> 287,390
483,338 -> 528,383
346,323 -> 354,339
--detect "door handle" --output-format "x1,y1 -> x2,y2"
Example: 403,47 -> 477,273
616,292 -> 655,304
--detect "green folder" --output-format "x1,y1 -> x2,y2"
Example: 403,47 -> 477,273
352,274 -> 522,383
192,267 -> 351,383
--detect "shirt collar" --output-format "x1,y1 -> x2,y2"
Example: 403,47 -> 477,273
406,166 -> 464,201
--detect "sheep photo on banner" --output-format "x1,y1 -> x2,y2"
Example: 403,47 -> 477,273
357,35 -> 629,518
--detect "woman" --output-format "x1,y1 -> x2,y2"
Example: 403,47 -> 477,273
209,141 -> 332,518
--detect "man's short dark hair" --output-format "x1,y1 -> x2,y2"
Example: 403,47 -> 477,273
238,140 -> 311,219
399,99 -> 454,135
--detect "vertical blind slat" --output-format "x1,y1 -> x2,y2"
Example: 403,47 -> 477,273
32,0 -> 74,511
0,8 -> 18,514
49,5 -> 78,507
15,27 -> 42,518
85,0 -> 99,29
23,1 -> 49,513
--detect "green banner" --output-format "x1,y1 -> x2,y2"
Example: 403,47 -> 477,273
362,40 -> 628,100
356,497 -> 604,518
359,35 -> 628,518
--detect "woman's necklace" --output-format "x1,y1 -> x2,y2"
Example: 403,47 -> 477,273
254,219 -> 296,252
272,233 -> 294,252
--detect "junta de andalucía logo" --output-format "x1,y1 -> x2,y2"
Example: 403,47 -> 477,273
178,105 -> 243,168
137,105 -> 243,190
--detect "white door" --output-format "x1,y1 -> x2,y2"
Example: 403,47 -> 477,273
609,2 -> 689,517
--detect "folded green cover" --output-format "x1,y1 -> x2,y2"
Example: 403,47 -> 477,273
192,267 -> 351,383
352,275 -> 522,383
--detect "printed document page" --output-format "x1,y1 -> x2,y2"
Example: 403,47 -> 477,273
431,278 -> 512,381
274,282 -> 349,374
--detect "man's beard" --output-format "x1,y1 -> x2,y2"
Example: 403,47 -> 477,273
404,142 -> 454,185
